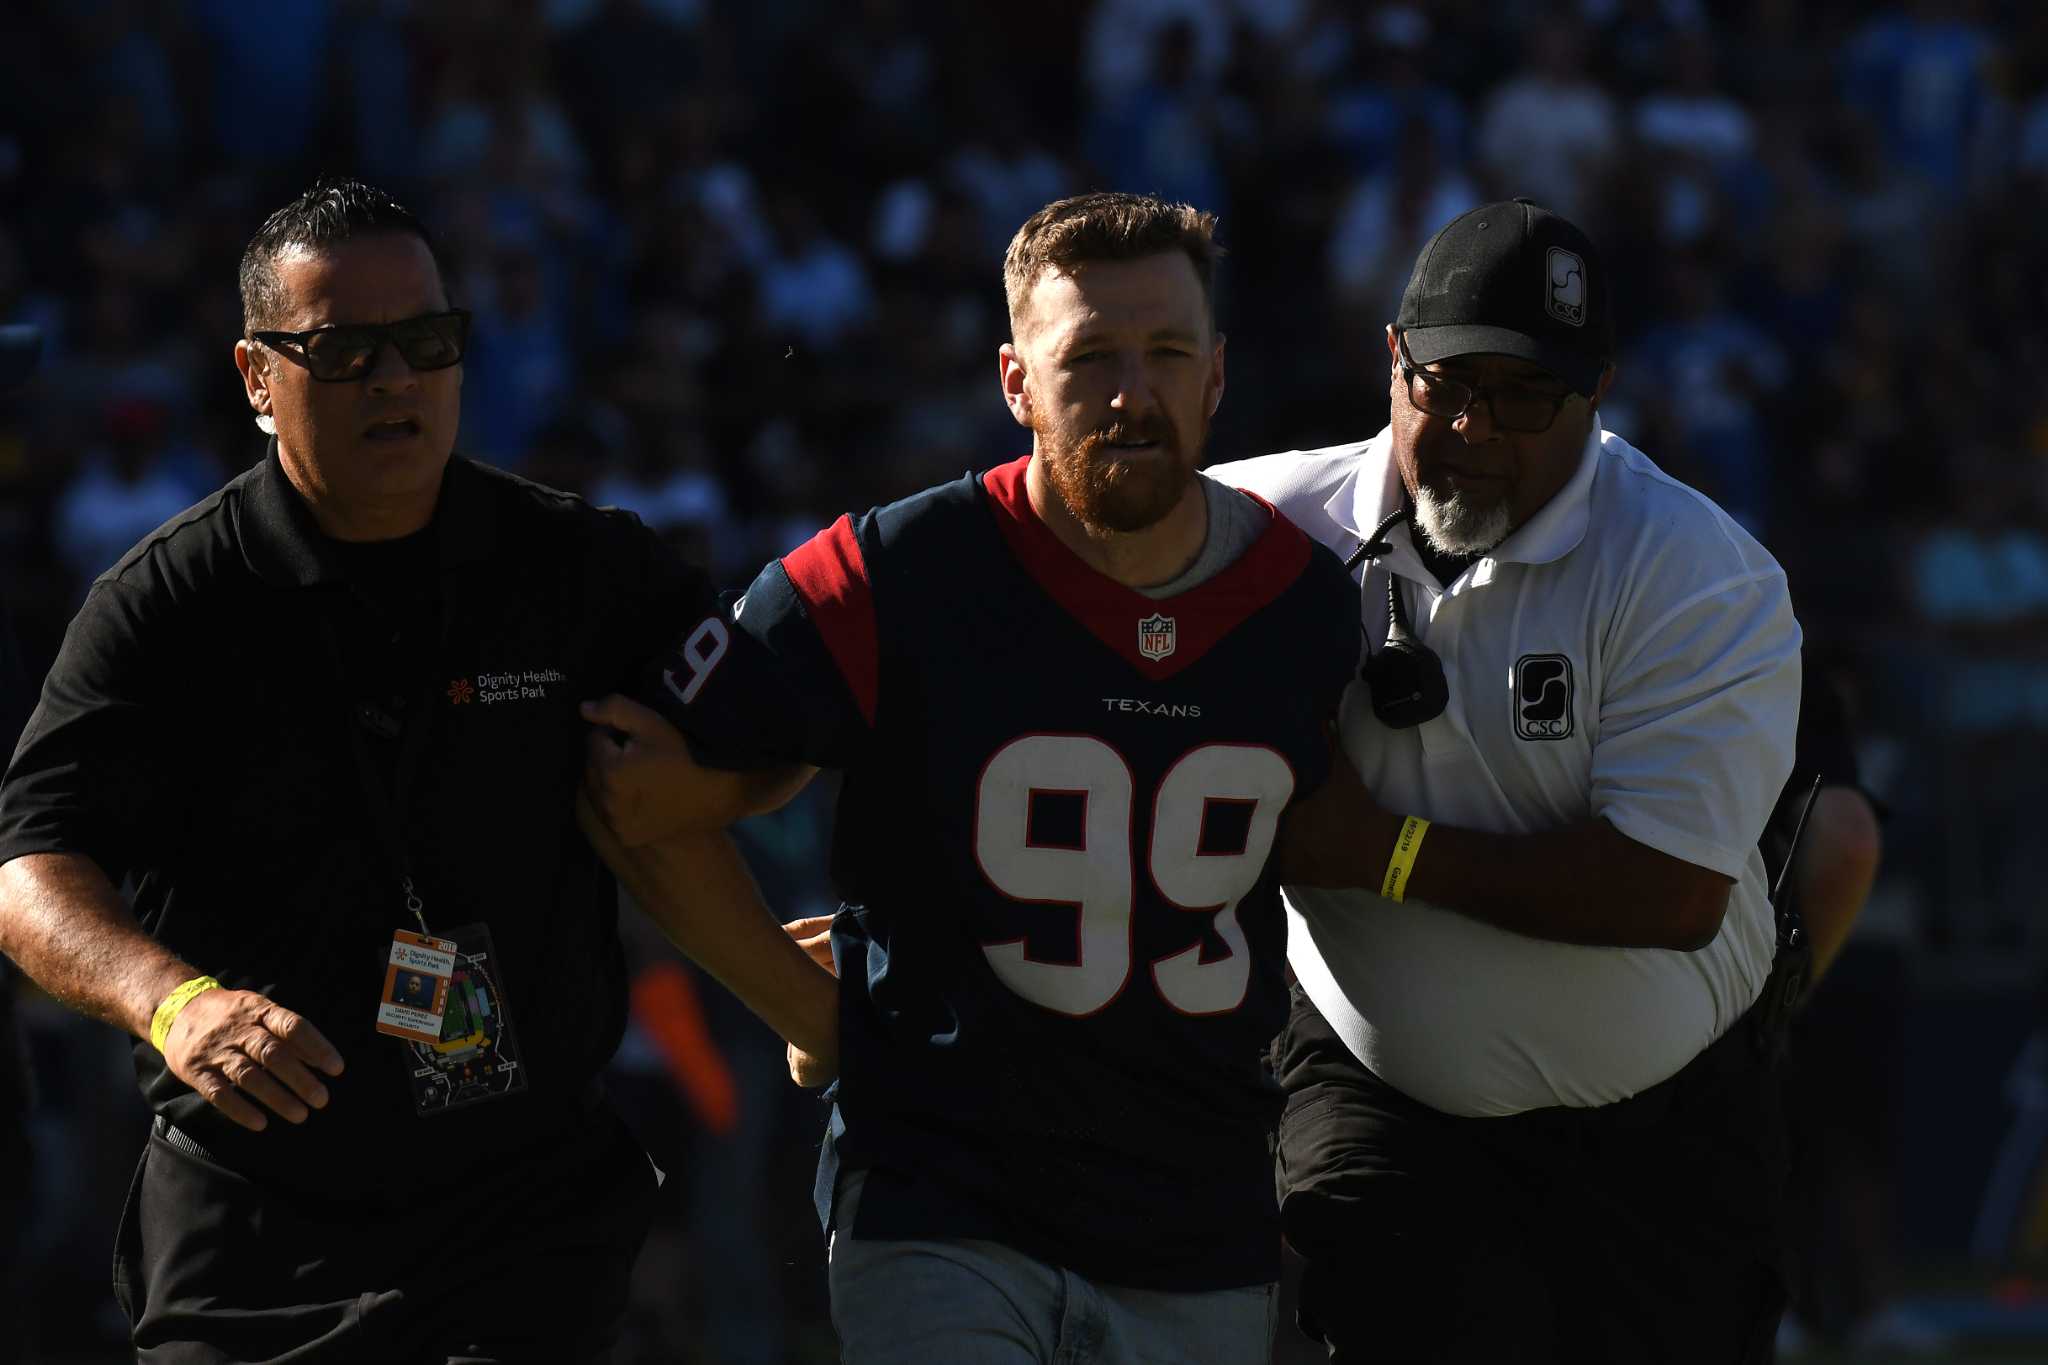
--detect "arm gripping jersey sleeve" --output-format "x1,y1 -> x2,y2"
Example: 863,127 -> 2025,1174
637,514 -> 878,771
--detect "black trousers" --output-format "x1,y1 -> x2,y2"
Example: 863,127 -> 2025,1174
1275,986 -> 1788,1365
113,1103 -> 658,1364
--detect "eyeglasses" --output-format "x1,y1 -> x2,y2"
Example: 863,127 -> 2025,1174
1396,332 -> 1574,434
251,309 -> 471,383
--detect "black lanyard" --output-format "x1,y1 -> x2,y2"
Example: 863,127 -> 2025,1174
322,604 -> 449,937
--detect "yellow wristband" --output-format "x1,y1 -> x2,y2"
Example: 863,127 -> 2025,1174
149,975 -> 221,1052
1380,816 -> 1430,903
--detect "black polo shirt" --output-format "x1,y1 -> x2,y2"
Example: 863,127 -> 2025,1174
0,445 -> 714,1202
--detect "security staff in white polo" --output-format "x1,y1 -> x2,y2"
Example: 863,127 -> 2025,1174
1213,199 -> 1801,1363
0,180 -> 833,1362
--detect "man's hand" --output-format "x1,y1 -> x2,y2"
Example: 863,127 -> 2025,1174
161,988 -> 345,1132
783,915 -> 838,1087
785,914 -> 836,974
0,852 -> 349,1129
582,694 -> 717,845
581,693 -> 816,845
787,1040 -> 836,1088
1276,749 -> 1392,888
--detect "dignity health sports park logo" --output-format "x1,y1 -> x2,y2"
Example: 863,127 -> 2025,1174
1137,613 -> 1177,661
1514,654 -> 1574,740
447,667 -> 566,706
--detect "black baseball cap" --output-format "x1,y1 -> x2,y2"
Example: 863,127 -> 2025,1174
0,324 -> 40,394
1395,198 -> 1613,396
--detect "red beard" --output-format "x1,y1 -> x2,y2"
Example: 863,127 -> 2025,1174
1036,410 -> 1206,537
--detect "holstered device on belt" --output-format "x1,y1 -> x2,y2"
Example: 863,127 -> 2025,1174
1752,773 -> 1821,1064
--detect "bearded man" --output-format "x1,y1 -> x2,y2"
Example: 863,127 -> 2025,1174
1214,198 -> 1801,1364
577,192 -> 1357,1364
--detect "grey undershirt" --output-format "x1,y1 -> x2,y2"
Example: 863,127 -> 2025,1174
1137,473 -> 1271,599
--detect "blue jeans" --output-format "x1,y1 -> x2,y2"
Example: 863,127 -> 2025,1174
828,1171 -> 1278,1364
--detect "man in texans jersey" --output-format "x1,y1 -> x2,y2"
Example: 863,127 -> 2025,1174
582,192 -> 1356,1363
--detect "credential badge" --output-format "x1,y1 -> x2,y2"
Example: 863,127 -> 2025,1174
1138,612 -> 1177,661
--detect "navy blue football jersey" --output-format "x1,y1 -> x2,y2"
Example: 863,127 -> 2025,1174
648,457 -> 1357,1290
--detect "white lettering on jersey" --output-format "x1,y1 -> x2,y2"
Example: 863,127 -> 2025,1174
1099,698 -> 1204,718
973,734 -> 1294,1017
663,616 -> 730,706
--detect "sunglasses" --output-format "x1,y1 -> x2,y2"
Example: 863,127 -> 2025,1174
251,309 -> 471,383
1396,332 -> 1575,434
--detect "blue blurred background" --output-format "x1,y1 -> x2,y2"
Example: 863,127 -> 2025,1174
2,0 -> 2047,1360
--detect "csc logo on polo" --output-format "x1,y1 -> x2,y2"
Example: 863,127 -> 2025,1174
1514,654 -> 1574,740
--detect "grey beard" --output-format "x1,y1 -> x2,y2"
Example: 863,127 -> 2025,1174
1413,482 -> 1512,556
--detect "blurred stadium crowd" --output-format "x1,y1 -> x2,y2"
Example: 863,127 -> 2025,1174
3,0 -> 2048,1360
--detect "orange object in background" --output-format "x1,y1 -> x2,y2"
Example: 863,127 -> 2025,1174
631,961 -> 739,1136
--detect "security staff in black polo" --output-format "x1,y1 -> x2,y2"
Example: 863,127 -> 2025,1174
0,179 -> 835,1363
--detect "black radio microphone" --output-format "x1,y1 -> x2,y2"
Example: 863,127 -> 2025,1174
1345,507 -> 1450,729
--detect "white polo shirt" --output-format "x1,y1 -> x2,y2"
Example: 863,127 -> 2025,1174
1210,424 -> 1800,1117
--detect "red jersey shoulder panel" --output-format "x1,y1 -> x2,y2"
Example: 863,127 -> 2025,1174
779,514 -> 879,726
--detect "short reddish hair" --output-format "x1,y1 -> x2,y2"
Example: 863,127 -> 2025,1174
1003,192 -> 1222,335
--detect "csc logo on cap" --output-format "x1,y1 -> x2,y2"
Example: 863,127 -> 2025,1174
1546,248 -> 1585,327
1514,654 -> 1574,740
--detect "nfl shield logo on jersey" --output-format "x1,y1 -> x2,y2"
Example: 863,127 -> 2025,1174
1137,613 -> 1177,661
